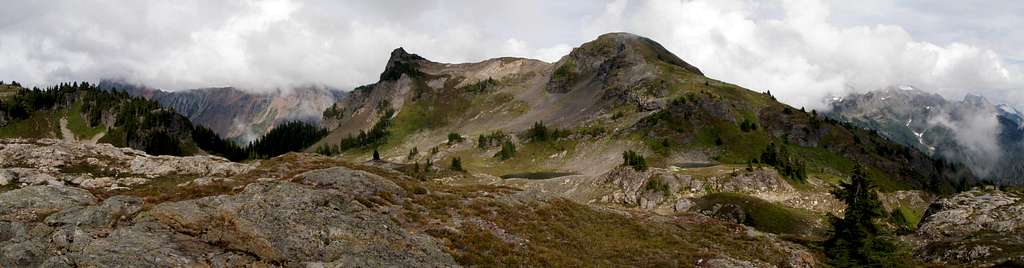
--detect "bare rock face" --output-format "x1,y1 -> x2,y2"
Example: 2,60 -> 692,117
0,186 -> 97,222
0,139 -> 253,190
600,166 -> 798,209
148,181 -> 452,266
44,195 -> 143,228
0,165 -> 457,267
913,188 -> 1024,266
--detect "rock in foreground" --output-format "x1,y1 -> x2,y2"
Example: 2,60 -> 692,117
913,188 -> 1024,266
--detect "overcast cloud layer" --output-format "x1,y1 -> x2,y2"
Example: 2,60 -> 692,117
1,0 -> 1021,110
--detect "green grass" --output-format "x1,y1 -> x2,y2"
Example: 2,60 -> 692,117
891,206 -> 922,231
0,108 -> 61,138
693,192 -> 819,236
457,139 -> 579,176
552,59 -> 578,82
64,100 -> 105,140
385,83 -> 473,148
0,99 -> 104,140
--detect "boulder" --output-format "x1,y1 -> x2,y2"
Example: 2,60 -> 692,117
0,169 -> 14,186
0,186 -> 97,222
147,178 -> 454,266
296,166 -> 405,200
45,195 -> 143,228
913,188 -> 1024,266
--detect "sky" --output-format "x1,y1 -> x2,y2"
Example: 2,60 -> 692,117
1,0 -> 1021,110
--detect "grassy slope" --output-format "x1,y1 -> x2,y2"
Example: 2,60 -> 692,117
64,100 -> 105,140
0,99 -> 106,140
635,68 -> 930,191
0,107 -> 61,139
693,192 -> 820,235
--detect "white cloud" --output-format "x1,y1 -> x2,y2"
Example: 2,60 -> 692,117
0,0 -> 1021,111
580,0 -> 1022,110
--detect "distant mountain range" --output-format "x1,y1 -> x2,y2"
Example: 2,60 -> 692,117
99,80 -> 346,143
827,86 -> 1024,183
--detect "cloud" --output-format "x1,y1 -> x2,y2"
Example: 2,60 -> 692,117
927,105 -> 1004,176
0,0 -> 582,91
580,0 -> 1023,110
0,0 -> 1021,111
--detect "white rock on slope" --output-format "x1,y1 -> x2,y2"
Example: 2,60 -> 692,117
0,139 -> 253,190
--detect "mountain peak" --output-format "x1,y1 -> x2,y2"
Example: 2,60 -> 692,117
577,32 -> 703,75
380,47 -> 427,81
962,94 -> 990,107
546,32 -> 703,93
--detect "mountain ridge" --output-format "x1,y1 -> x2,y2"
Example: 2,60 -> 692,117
827,86 -> 1024,183
99,80 -> 346,143
315,32 -> 973,193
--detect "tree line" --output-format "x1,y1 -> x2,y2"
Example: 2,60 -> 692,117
0,81 -> 327,161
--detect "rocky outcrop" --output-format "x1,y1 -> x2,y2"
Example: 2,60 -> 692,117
912,188 -> 1024,266
0,186 -> 97,222
0,165 -> 457,267
600,166 -> 813,210
0,139 -> 252,190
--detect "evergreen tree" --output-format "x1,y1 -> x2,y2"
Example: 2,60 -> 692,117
407,147 -> 418,161
825,164 -> 909,267
622,150 -> 648,171
243,121 -> 328,159
528,121 -> 549,142
450,157 -> 464,172
495,141 -> 516,160
447,133 -> 464,144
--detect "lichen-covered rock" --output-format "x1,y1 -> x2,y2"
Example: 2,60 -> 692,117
0,165 -> 457,267
296,166 -> 405,200
0,186 -> 97,222
601,166 -> 799,210
147,180 -> 453,267
45,195 -> 142,228
912,188 -> 1024,266
0,139 -> 253,191
68,220 -> 226,267
0,169 -> 16,186
175,176 -> 233,187
917,188 -> 1024,239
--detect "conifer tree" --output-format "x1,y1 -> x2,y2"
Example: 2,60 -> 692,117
825,164 -> 909,267
450,157 -> 464,172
